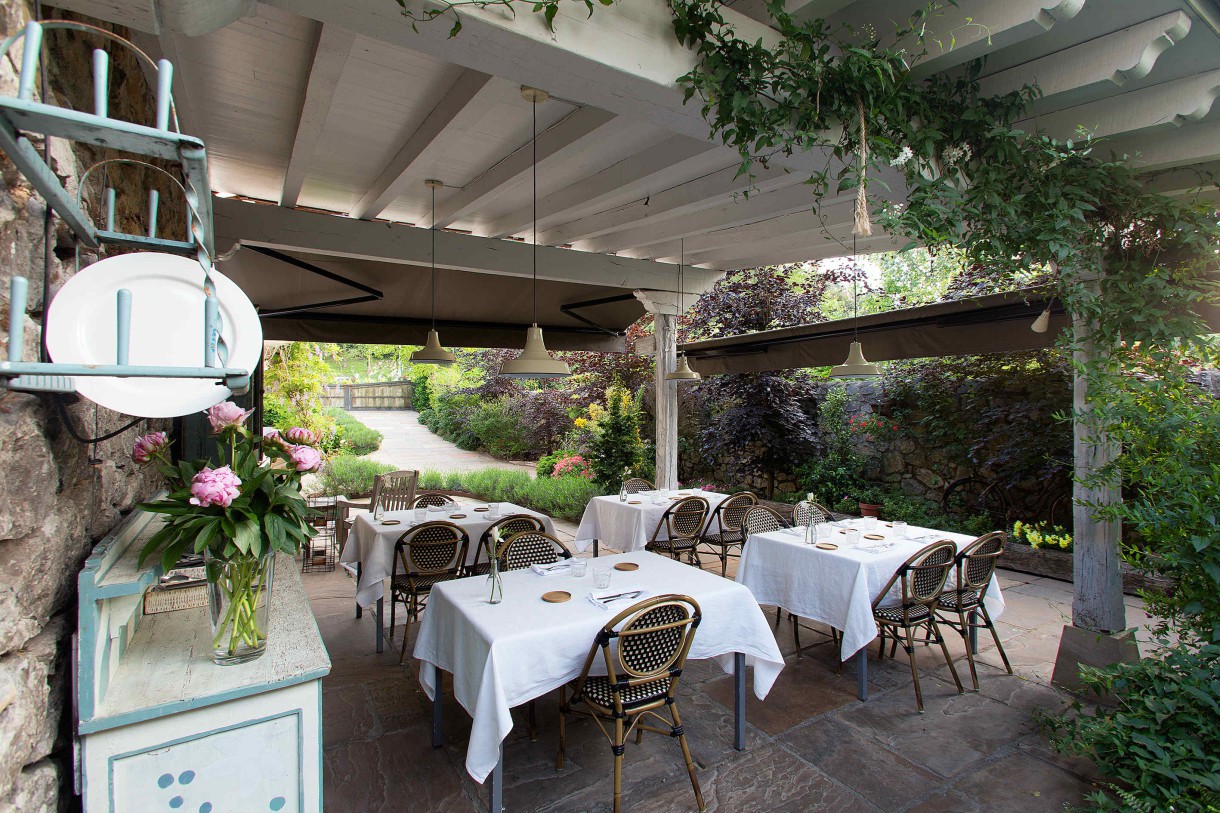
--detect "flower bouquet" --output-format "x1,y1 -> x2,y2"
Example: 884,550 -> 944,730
135,402 -> 323,665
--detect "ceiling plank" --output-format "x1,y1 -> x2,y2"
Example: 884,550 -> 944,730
1104,120 -> 1220,172
280,23 -> 356,207
349,68 -> 494,220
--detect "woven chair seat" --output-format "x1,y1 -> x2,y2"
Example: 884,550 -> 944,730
700,530 -> 745,547
874,603 -> 932,624
579,675 -> 672,709
938,589 -> 981,610
391,573 -> 449,593
650,537 -> 698,551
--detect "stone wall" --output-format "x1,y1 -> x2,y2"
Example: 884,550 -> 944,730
1,7 -> 172,811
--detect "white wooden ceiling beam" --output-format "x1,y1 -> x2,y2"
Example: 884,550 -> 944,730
704,232 -> 902,270
979,12 -> 1191,110
1022,69 -> 1220,139
424,106 -> 618,229
280,23 -> 356,208
1105,121 -> 1220,172
644,197 -> 856,260
349,68 -> 494,220
212,196 -> 723,292
484,135 -> 722,238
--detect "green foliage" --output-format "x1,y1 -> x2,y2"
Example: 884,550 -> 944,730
324,408 -> 384,456
465,398 -> 533,460
537,449 -> 575,478
316,455 -> 396,498
413,467 -> 600,522
1041,643 -> 1220,812
1012,520 -> 1072,552
409,367 -> 433,412
799,384 -> 864,506
264,343 -> 340,451
589,385 -> 647,490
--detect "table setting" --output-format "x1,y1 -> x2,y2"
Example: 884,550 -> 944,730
573,488 -> 732,553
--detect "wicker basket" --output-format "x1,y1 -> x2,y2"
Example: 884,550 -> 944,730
144,583 -> 208,614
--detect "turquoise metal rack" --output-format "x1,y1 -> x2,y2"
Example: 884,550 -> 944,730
0,20 -> 251,398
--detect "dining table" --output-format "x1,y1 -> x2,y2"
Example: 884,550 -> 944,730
412,549 -> 785,812
573,489 -> 733,554
736,517 -> 1004,700
340,502 -> 557,652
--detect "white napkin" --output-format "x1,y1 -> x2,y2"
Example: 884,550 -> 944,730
530,561 -> 572,576
587,588 -> 646,610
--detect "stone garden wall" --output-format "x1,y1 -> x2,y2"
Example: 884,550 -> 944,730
1,7 -> 172,810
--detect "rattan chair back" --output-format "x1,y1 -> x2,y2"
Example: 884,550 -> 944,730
715,492 -> 758,534
958,531 -> 1006,593
502,530 -> 573,571
394,521 -> 468,588
793,500 -> 831,527
410,492 -> 456,509
659,496 -> 710,541
473,514 -> 545,572
371,469 -> 419,513
742,505 -> 785,540
873,540 -> 957,616
622,477 -> 655,494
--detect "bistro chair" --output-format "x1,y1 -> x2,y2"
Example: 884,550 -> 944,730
935,531 -> 1013,690
698,492 -> 757,576
872,540 -> 964,711
302,496 -> 337,573
336,497 -> 371,619
645,496 -> 709,566
622,477 -> 654,494
410,491 -> 456,509
371,469 -> 419,513
469,514 -> 545,576
390,521 -> 469,664
501,530 -> 573,571
792,500 -> 832,527
741,506 -> 792,630
557,595 -> 705,813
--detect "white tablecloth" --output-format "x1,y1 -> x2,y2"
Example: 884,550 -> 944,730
573,491 -> 732,553
737,520 -> 1004,663
340,503 -> 556,607
413,550 -> 785,782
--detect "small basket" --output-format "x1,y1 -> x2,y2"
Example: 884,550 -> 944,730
144,583 -> 208,614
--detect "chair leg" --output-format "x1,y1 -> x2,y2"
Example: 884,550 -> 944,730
791,613 -> 802,658
635,725 -> 644,745
903,625 -> 924,713
399,595 -> 414,666
774,608 -> 784,630
877,627 -> 886,659
720,548 -> 728,577
957,609 -> 980,691
556,688 -> 567,770
671,704 -> 706,812
613,716 -> 625,813
980,605 -> 1014,675
388,592 -> 397,641
528,699 -> 538,742
932,618 -> 964,694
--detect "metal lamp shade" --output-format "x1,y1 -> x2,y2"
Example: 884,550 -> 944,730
665,354 -> 701,381
830,341 -> 881,378
411,329 -> 456,364
498,324 -> 571,379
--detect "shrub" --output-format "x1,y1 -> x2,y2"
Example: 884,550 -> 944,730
552,454 -> 594,480
1041,643 -> 1220,812
466,399 -> 533,459
589,385 -> 648,490
414,467 -> 600,522
799,383 -> 863,505
324,408 -> 384,455
1011,520 -> 1073,552
537,449 -> 575,478
317,455 -> 396,497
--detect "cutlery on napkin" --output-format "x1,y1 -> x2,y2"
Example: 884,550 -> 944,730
530,561 -> 572,576
587,589 -> 644,609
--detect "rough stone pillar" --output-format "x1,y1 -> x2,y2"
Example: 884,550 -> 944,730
634,291 -> 680,490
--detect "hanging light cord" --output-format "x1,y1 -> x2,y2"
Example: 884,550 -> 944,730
532,97 -> 538,326
430,183 -> 437,331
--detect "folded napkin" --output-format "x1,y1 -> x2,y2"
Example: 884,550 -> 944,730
530,561 -> 572,576
587,588 -> 646,610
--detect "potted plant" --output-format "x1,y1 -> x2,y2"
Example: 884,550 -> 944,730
854,485 -> 889,518
133,402 -> 323,665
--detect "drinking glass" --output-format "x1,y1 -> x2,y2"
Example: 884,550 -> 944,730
891,521 -> 908,538
593,567 -> 612,589
488,502 -> 501,517
651,492 -> 664,505
863,515 -> 878,532
414,507 -> 427,523
571,560 -> 588,578
843,529 -> 861,548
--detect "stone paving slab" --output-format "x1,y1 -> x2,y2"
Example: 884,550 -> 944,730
349,410 -> 537,475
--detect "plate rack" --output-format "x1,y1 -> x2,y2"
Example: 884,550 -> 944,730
0,20 -> 250,398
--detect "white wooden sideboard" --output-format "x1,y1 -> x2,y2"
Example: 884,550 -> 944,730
77,509 -> 331,813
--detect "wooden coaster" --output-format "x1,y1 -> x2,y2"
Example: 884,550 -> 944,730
815,542 -> 839,550
473,507 -> 489,512
614,562 -> 639,571
379,519 -> 401,526
542,590 -> 572,603
838,529 -> 848,534
863,533 -> 885,540
628,500 -> 642,505
449,513 -> 467,519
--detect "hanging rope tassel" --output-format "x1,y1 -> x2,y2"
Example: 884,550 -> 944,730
853,97 -> 873,237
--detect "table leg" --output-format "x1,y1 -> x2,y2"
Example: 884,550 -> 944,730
488,744 -> 504,813
733,652 -> 746,751
375,597 -> 384,654
855,648 -> 868,701
593,538 -> 599,557
355,562 -> 363,619
969,611 -> 979,654
432,663 -> 444,748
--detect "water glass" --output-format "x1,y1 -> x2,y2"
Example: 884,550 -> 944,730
488,502 -> 501,517
891,521 -> 908,538
651,492 -> 664,505
843,529 -> 861,548
571,560 -> 588,578
863,515 -> 878,532
414,507 -> 427,523
593,566 -> 612,589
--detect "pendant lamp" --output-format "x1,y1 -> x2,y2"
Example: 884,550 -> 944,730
666,237 -> 701,382
411,179 -> 456,364
499,87 -> 571,379
831,234 -> 881,378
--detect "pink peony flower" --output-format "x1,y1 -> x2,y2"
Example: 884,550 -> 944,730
205,401 -> 253,434
189,466 -> 242,508
284,427 -> 318,446
262,427 -> 289,450
131,431 -> 169,465
289,445 -> 323,473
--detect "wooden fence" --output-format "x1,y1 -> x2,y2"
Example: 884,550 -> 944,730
322,381 -> 413,411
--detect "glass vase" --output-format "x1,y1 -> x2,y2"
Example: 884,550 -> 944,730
204,550 -> 275,665
487,556 -> 503,604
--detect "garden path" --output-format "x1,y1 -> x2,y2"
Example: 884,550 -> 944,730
353,410 -> 537,477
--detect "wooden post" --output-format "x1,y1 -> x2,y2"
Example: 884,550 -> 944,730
634,291 -> 680,490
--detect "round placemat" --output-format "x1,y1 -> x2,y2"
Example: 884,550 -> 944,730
815,542 -> 839,550
449,513 -> 467,519
627,500 -> 642,505
614,562 -> 639,571
380,519 -> 401,526
863,533 -> 885,540
473,507 -> 489,512
542,591 -> 572,603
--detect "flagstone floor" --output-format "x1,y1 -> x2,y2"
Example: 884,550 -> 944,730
307,514 -> 1153,812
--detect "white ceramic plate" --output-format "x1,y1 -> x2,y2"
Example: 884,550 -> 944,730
46,253 -> 261,418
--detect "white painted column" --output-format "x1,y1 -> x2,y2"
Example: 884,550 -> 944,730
635,291 -> 680,490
